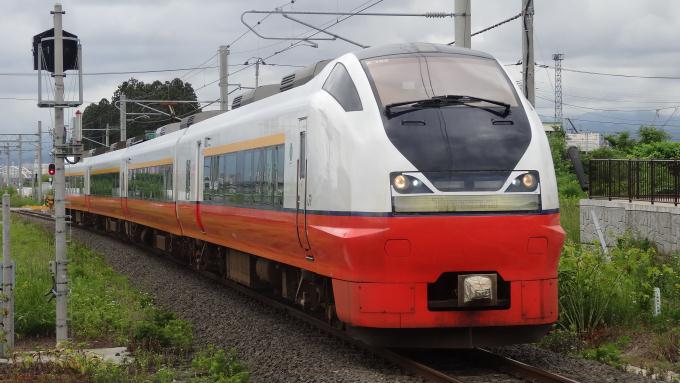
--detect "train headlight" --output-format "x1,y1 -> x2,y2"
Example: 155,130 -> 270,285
391,173 -> 433,194
522,173 -> 536,189
393,174 -> 408,191
505,171 -> 539,192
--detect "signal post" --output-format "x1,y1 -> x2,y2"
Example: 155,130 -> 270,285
33,3 -> 83,344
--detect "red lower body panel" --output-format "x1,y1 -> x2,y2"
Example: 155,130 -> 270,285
88,196 -> 124,220
332,278 -> 558,328
65,195 -> 87,211
74,197 -> 565,329
125,198 -> 182,236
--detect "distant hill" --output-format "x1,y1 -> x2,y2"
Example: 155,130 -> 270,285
542,111 -> 680,141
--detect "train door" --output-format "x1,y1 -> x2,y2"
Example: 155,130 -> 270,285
195,140 -> 206,234
296,117 -> 312,253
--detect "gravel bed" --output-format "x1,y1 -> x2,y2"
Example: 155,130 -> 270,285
21,216 -> 657,383
493,345 -> 655,383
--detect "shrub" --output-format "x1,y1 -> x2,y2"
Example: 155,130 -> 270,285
559,239 -> 680,338
132,310 -> 193,351
191,346 -> 250,383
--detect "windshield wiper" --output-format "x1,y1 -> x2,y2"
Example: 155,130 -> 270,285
384,94 -> 511,117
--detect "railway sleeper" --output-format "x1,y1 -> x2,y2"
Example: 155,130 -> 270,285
69,209 -> 338,325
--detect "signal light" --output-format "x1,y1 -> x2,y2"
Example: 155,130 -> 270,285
48,163 -> 56,175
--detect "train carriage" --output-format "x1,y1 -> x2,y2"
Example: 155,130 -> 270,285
67,43 -> 565,347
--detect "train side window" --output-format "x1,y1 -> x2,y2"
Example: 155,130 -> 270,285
322,63 -> 363,112
275,144 -> 284,207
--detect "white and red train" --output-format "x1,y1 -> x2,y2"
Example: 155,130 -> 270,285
66,43 -> 565,347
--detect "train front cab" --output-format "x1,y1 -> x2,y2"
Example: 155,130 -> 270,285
324,45 -> 566,347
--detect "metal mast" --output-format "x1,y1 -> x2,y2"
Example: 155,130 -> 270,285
522,0 -> 535,106
454,0 -> 471,48
37,121 -> 43,203
219,46 -> 229,111
553,53 -> 564,128
52,2 -> 69,344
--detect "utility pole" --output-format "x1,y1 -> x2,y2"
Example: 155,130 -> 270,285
219,45 -> 229,111
1,193 -> 14,354
105,123 -> 110,147
37,121 -> 43,203
52,3 -> 69,344
32,150 -> 37,199
454,0 -> 471,48
17,136 -> 22,191
119,93 -> 126,142
553,53 -> 564,128
255,60 -> 260,88
522,0 -> 535,106
4,145 -> 9,189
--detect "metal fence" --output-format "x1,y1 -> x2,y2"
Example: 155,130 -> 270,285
589,159 -> 680,205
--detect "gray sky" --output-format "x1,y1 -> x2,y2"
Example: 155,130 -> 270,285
2,0 -> 680,155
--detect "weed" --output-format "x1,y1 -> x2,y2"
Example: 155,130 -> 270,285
581,342 -> 623,367
191,346 -> 250,383
539,328 -> 584,354
154,367 -> 175,383
559,197 -> 580,244
132,310 -> 193,352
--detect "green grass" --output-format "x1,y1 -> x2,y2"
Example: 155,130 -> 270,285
559,197 -> 580,244
2,216 -> 249,382
10,217 -> 55,336
0,187 -> 41,207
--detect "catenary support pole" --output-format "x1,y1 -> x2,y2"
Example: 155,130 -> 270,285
255,60 -> 260,88
17,136 -> 22,191
219,45 -> 229,111
454,0 -> 471,48
5,145 -> 9,189
32,150 -> 36,200
37,121 -> 43,203
105,123 -> 110,147
2,193 -> 14,352
52,2 -> 69,344
522,0 -> 535,106
119,93 -> 126,142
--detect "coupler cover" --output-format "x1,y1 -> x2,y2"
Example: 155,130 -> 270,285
458,274 -> 498,306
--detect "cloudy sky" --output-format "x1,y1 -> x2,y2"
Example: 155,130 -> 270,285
2,0 -> 680,161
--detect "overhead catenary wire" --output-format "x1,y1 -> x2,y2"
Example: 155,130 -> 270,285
539,115 -> 680,130
195,0 -> 386,94
535,95 -> 680,113
448,13 -> 522,46
536,64 -> 680,80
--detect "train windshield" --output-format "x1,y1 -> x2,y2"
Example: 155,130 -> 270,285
363,55 -> 519,110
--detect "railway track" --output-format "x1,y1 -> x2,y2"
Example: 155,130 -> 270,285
13,208 -> 580,383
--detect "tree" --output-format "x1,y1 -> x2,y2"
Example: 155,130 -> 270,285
82,78 -> 200,149
637,125 -> 669,145
604,131 -> 636,152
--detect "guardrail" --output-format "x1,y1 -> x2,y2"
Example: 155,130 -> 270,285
589,159 -> 680,205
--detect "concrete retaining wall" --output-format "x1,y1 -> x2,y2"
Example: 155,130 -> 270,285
580,199 -> 680,254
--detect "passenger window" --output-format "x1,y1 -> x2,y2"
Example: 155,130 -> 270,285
322,63 -> 362,112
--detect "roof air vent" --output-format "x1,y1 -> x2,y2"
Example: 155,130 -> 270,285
280,73 -> 296,92
232,95 -> 243,109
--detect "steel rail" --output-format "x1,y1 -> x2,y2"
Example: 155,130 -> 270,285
13,209 -> 580,383
473,348 -> 580,383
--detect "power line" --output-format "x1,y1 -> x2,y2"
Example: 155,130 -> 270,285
196,0 -> 385,94
555,116 -> 680,129
536,64 -> 680,80
535,95 -> 680,113
447,13 -> 521,46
